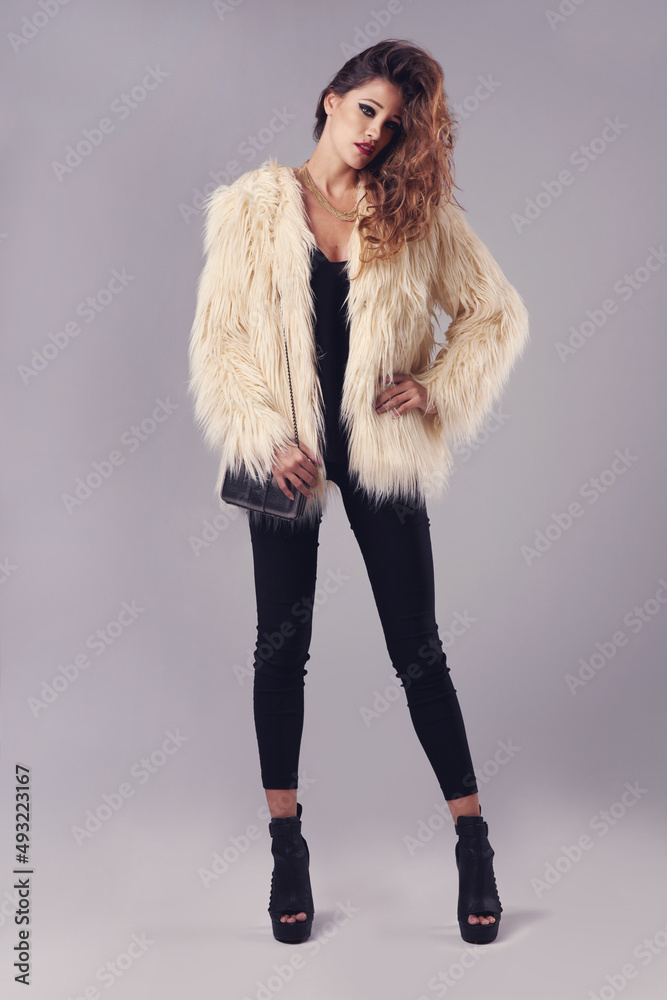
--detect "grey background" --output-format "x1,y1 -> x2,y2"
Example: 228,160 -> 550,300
2,1 -> 666,998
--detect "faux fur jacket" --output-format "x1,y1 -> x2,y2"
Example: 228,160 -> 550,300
188,157 -> 529,527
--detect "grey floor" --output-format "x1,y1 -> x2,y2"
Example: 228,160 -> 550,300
3,783 -> 665,999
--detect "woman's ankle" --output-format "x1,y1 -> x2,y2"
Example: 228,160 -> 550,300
265,788 -> 298,818
446,793 -> 482,824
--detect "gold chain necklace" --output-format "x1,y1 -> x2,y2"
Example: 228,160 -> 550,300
298,161 -> 358,221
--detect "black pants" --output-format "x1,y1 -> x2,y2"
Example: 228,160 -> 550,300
247,459 -> 479,801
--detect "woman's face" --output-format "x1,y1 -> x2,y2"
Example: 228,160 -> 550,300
323,77 -> 404,168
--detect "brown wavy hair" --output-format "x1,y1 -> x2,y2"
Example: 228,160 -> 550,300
312,38 -> 463,274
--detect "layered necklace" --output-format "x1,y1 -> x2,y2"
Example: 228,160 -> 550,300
297,161 -> 358,221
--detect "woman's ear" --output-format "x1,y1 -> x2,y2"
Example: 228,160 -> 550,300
324,89 -> 338,115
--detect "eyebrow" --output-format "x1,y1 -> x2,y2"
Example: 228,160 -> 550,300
360,97 -> 402,124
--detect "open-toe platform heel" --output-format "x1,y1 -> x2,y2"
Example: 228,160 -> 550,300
267,802 -> 314,944
454,810 -> 502,944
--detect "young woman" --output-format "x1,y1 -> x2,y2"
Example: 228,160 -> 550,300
188,39 -> 529,946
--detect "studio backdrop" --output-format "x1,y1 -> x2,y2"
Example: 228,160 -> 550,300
1,2 -> 666,999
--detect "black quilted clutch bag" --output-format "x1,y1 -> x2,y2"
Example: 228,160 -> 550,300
220,327 -> 308,521
221,467 -> 307,520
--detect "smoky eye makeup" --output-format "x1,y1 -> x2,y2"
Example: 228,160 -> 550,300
358,103 -> 402,131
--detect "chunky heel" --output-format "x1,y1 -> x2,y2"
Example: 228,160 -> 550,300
267,802 -> 314,943
454,808 -> 502,944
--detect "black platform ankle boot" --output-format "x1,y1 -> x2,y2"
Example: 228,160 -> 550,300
267,802 -> 314,944
454,806 -> 502,944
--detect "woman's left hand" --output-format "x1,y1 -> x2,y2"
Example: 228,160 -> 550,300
374,372 -> 438,418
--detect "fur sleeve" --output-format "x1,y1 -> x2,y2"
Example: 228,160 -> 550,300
413,201 -> 530,448
187,182 -> 296,482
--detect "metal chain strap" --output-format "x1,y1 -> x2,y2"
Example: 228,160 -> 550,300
281,329 -> 300,448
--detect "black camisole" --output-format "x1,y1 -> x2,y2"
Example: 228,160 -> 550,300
310,246 -> 351,464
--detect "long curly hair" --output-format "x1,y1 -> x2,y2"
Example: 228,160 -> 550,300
312,39 -> 462,274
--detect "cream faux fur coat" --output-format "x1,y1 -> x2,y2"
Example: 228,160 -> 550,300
188,157 -> 529,527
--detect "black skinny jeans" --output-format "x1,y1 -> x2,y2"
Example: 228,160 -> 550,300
247,459 -> 479,802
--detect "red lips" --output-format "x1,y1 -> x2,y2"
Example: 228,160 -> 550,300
355,143 -> 374,155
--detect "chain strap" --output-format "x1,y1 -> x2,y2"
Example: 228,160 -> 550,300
280,328 -> 299,448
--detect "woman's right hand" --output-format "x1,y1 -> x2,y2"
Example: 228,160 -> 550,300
271,442 -> 321,500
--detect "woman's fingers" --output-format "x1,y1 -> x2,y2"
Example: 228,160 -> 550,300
375,386 -> 410,412
374,376 -> 432,414
283,462 -> 315,500
272,442 -> 320,500
287,472 -> 314,500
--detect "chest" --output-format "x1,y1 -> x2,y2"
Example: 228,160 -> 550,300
273,168 -> 438,345
298,184 -> 355,263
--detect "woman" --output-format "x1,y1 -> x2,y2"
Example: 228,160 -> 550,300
188,39 -> 529,946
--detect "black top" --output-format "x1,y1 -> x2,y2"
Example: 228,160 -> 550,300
310,246 -> 351,463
